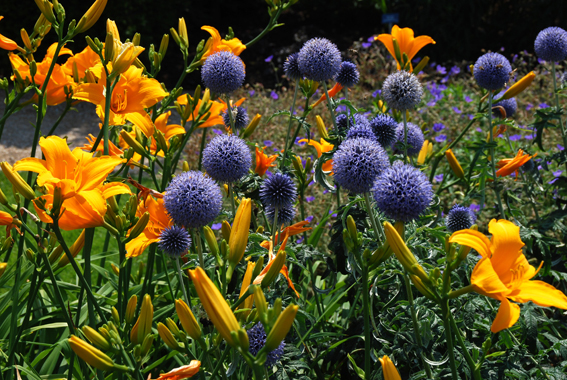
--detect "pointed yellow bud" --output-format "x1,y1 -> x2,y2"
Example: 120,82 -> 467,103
125,295 -> 137,324
1,162 -> 36,200
0,263 -> 6,278
20,29 -> 32,51
58,229 -> 86,267
237,261 -> 256,320
228,198 -> 252,274
130,294 -> 153,345
417,140 -> 430,165
260,249 -> 286,289
128,212 -> 150,241
221,220 -> 231,242
182,161 -> 190,172
316,115 -> 329,140
111,43 -> 145,78
384,221 -> 429,283
264,304 -> 298,351
178,17 -> 188,48
203,226 -> 219,258
82,326 -> 112,351
158,322 -> 181,350
253,285 -> 268,326
409,274 -> 436,300
188,267 -> 241,347
241,114 -> 262,139
445,149 -> 465,180
111,307 -> 120,324
502,71 -> 535,100
175,299 -> 201,341
75,0 -> 108,34
68,335 -> 128,372
379,355 -> 402,380
120,130 -> 147,158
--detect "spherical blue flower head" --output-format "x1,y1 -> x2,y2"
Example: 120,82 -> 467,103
473,53 -> 512,91
222,106 -> 249,131
202,134 -> 252,183
393,122 -> 425,156
266,204 -> 296,226
535,27 -> 567,62
445,204 -> 477,233
164,171 -> 223,229
521,157 -> 536,173
158,225 -> 191,257
335,61 -> 359,88
372,161 -> 433,222
369,114 -> 397,148
260,172 -> 297,209
382,70 -> 423,110
297,38 -> 342,81
201,51 -> 245,94
283,53 -> 302,81
335,113 -> 370,132
493,92 -> 517,118
346,123 -> 377,141
333,137 -> 390,194
247,323 -> 285,367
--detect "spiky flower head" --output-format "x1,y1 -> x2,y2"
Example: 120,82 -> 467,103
202,134 -> 252,183
372,161 -> 433,222
164,171 -> 223,229
159,225 -> 191,257
473,53 -> 511,91
333,137 -> 390,194
393,122 -> 425,156
336,113 -> 370,133
247,323 -> 285,367
260,172 -> 297,209
335,61 -> 360,88
535,27 -> 567,62
298,37 -> 342,82
283,53 -> 302,81
202,50 -> 245,94
346,123 -> 377,141
494,92 -> 517,118
369,114 -> 397,148
382,70 -> 423,110
266,204 -> 296,226
222,106 -> 249,131
445,204 -> 477,233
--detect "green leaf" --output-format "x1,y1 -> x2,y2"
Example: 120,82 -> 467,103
347,354 -> 365,379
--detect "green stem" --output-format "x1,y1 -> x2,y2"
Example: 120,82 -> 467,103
271,206 -> 279,247
363,192 -> 385,243
280,79 -> 299,170
194,228 -> 205,268
46,100 -> 72,137
245,6 -> 283,48
361,261 -> 372,377
83,228 -> 96,326
175,257 -> 190,306
228,183 -> 236,218
209,347 -> 231,379
440,298 -> 459,379
449,311 -> 480,380
308,258 -> 323,317
90,75 -> 119,154
322,82 -> 338,131
161,252 -> 176,302
552,61 -> 567,148
488,91 -> 505,217
198,128 -> 208,170
448,284 -> 475,299
402,111 -> 408,162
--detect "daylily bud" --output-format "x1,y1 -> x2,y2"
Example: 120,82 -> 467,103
111,43 -> 145,78
20,29 -> 32,51
291,155 -> 303,175
256,225 -> 264,234
166,318 -> 182,339
85,36 -> 100,54
502,71 -> 535,100
445,149 -> 465,180
130,294 -> 153,345
1,162 -> 36,200
240,114 -> 262,139
264,304 -> 298,351
159,34 -> 169,60
0,263 -> 6,278
132,33 -> 141,47
384,221 -> 429,283
75,0 -> 108,34
182,161 -> 190,172
221,220 -> 231,241
68,335 -> 128,372
155,130 -> 168,154
261,249 -> 286,289
140,334 -> 155,357
220,239 -> 229,260
111,263 -> 119,275
237,328 -> 249,351
104,32 -> 114,62
268,298 -> 282,323
58,229 -> 86,267
39,0 -> 57,24
343,229 -> 355,252
175,299 -> 201,341
0,188 -> 9,206
169,27 -> 181,47
125,295 -> 137,324
194,86 -> 203,106
120,130 -> 147,158
1,238 -> 13,255
412,56 -> 429,75
316,115 -> 329,140
83,326 -> 112,351
178,17 -> 188,49
392,38 -> 402,67
158,322 -> 181,350
252,256 -> 264,279
26,248 -> 35,262
203,226 -> 219,258
227,198 -> 252,278
111,307 -> 120,324
237,261 -> 255,320
417,140 -> 430,165
253,285 -> 269,326
346,215 -> 358,244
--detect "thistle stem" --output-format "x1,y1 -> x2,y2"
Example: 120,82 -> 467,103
175,257 -> 190,306
488,91 -> 505,217
228,183 -> 236,218
363,192 -> 385,243
280,79 -> 299,169
271,206 -> 279,246
402,111 -> 409,162
193,228 -> 205,268
322,81 -> 338,131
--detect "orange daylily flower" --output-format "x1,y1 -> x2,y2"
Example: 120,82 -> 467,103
0,16 -> 18,51
496,149 -> 535,178
62,45 -> 101,82
156,361 -> 201,380
449,219 -> 567,333
379,355 -> 401,380
9,44 -> 75,106
312,82 -> 344,107
266,220 -> 312,245
13,136 -> 130,230
255,233 -> 300,297
255,146 -> 277,176
82,134 -> 124,157
299,138 -> 334,173
200,26 -> 246,64
0,211 -> 12,226
73,64 -> 167,137
375,25 -> 435,70
125,195 -> 171,258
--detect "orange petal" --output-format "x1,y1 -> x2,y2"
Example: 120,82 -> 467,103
101,182 -> 132,199
470,257 -> 509,297
508,280 -> 567,309
126,112 -> 155,138
448,229 -> 493,258
487,219 -> 525,280
38,136 -> 77,179
491,296 -> 521,333
406,35 -> 436,62
126,231 -> 158,258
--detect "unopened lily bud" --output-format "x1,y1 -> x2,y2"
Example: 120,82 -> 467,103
203,226 -> 219,258
1,238 -> 13,254
132,33 -> 141,47
75,0 -> 108,34
346,215 -> 358,244
412,56 -> 429,75
83,326 -> 112,351
384,221 -> 429,283
220,239 -> 229,260
291,155 -> 303,174
104,32 -> 114,62
240,114 -> 262,139
169,27 -> 181,47
268,297 -> 282,323
85,36 -> 100,53
20,29 -> 32,51
237,328 -> 250,351
409,274 -> 436,300
175,299 -> 201,341
111,307 -> 120,324
252,256 -> 264,279
182,161 -> 190,172
316,115 -> 329,140
25,248 -> 35,263
131,294 -> 153,345
165,318 -> 182,339
125,295 -> 137,324
0,263 -> 6,278
417,140 -> 430,165
39,0 -> 57,24
261,249 -> 286,289
502,71 -> 535,100
178,17 -> 188,48
158,322 -> 181,350
58,229 -> 86,267
68,335 -> 128,372
140,333 -> 155,357
342,229 -> 355,252
1,162 -> 36,200
120,130 -> 147,158
111,262 -> 120,276
445,149 -> 465,180
155,130 -> 168,153
237,261 -> 255,320
256,225 -> 264,234
264,304 -> 298,351
221,220 -> 231,241
227,198 -> 251,279
0,189 -> 9,207
253,285 -> 269,326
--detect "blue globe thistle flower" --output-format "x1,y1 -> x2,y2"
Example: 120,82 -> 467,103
336,113 -> 370,132
473,53 -> 511,91
393,122 -> 425,156
283,53 -> 302,81
494,92 -> 517,118
535,27 -> 567,62
164,171 -> 223,229
222,106 -> 249,131
266,204 -> 296,226
445,204 -> 477,233
202,134 -> 252,183
159,225 -> 191,257
369,114 -> 397,148
202,51 -> 245,94
333,137 -> 390,194
382,70 -> 423,110
335,61 -> 359,88
260,172 -> 297,209
346,123 -> 377,141
247,323 -> 285,367
372,161 -> 433,222
298,38 -> 342,82
521,157 -> 536,173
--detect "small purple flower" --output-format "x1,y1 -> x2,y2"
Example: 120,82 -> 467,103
435,134 -> 447,143
305,196 -> 315,202
263,140 -> 273,147
539,103 -> 549,109
305,215 -> 314,223
559,144 -> 565,151
212,223 -> 222,230
367,36 -> 375,42
308,180 -> 315,186
464,95 -> 472,103
296,237 -> 304,244
249,90 -> 255,97
476,127 -> 483,133
427,100 -> 436,107
469,204 -> 481,213
295,137 -> 306,146
433,123 -> 445,132
509,134 -> 522,141
526,103 -> 533,111
450,66 -> 460,76
212,128 -> 223,135
549,170 -> 563,184
468,114 -> 474,120
538,58 -> 546,64
372,89 -> 381,98
323,189 -> 329,194
453,107 -> 462,114
265,55 -> 273,62
270,91 -> 279,100
434,174 -> 444,182
362,42 -> 372,48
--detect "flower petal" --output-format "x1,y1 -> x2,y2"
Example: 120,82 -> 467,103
470,257 -> 509,296
448,229 -> 493,258
508,280 -> 567,309
488,219 -> 525,279
406,35 -> 436,62
101,182 -> 132,199
38,136 -> 77,179
491,296 -> 521,333
13,157 -> 49,175
126,111 -> 155,137
79,156 -> 125,191
126,232 -> 158,258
